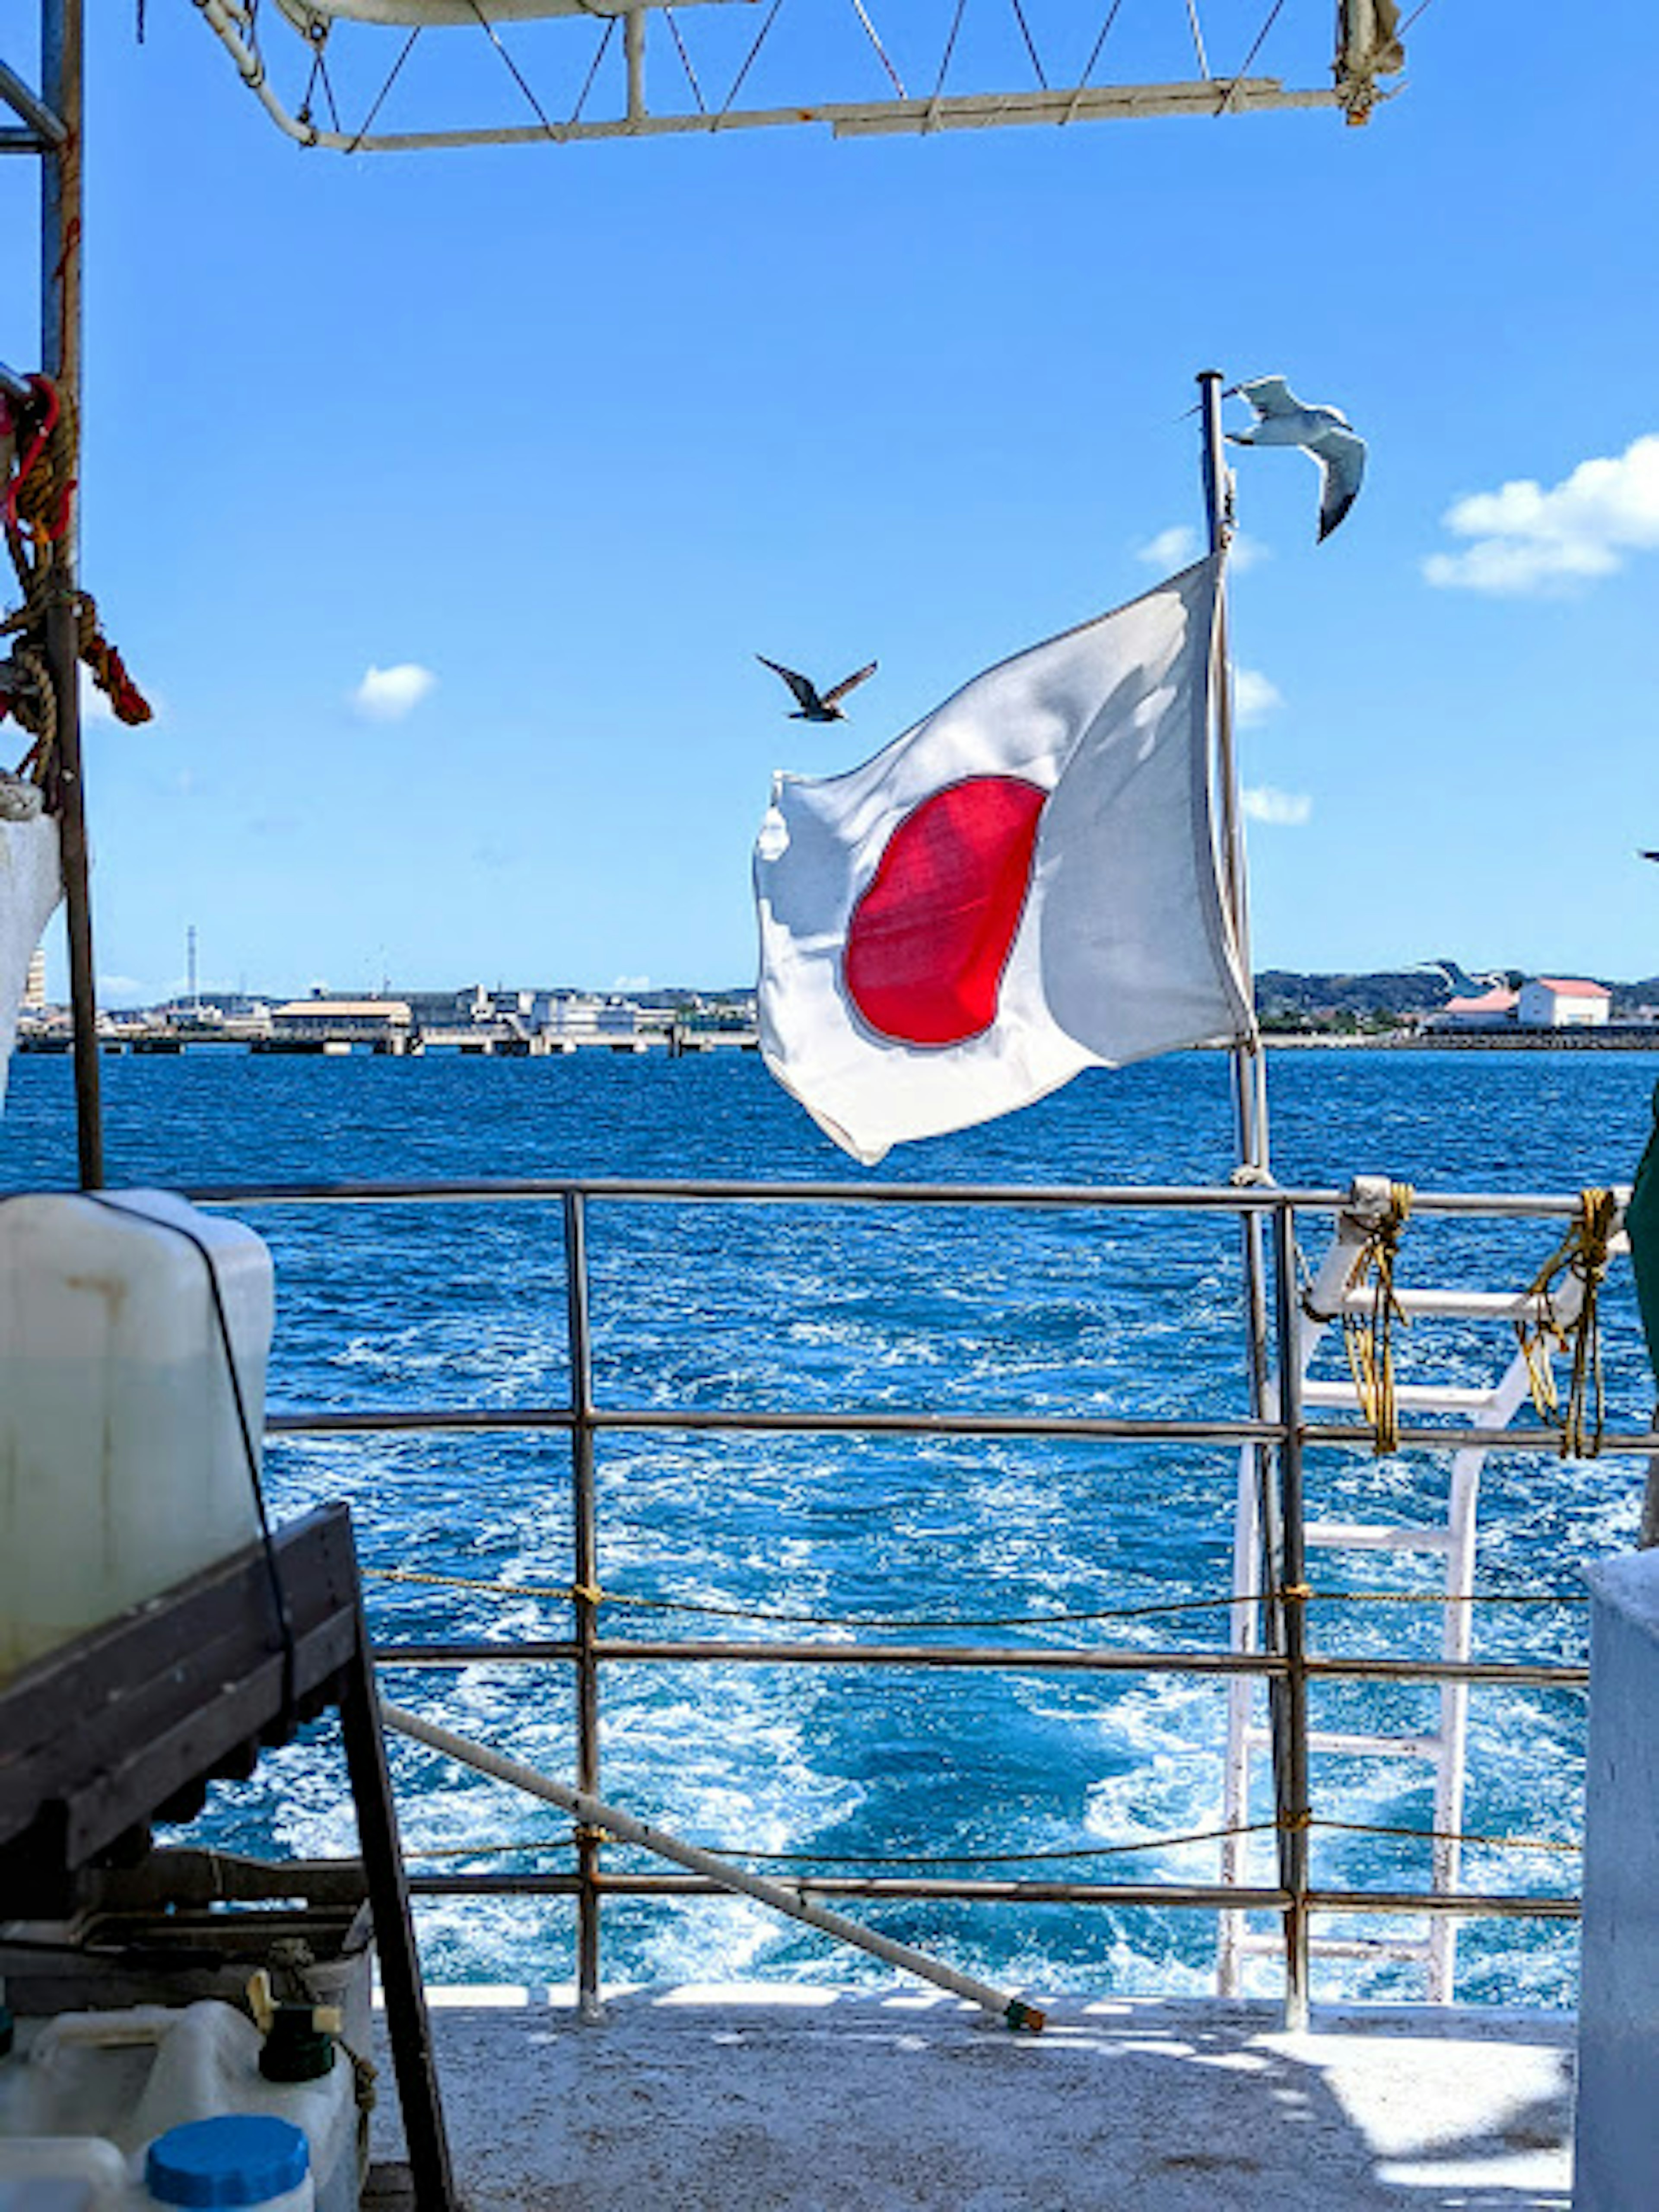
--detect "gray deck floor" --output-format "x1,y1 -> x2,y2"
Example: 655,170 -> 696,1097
374,1986 -> 1575,2210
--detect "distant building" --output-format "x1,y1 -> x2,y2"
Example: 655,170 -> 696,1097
1517,978 -> 1611,1029
543,993 -> 642,1038
22,948 -> 46,1012
270,996 -> 412,1039
1434,987 -> 1517,1031
399,987 -> 491,1029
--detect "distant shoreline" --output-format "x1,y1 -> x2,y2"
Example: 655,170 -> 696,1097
1262,1029 -> 1659,1052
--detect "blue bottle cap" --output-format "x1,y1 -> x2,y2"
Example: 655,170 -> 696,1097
145,2117 -> 311,2208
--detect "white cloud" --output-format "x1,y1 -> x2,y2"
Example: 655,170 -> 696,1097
352,662 -> 438,721
1135,523 -> 1268,573
1423,433 -> 1659,595
1242,785 -> 1311,827
612,973 -> 652,992
1233,667 -> 1282,725
1135,524 -> 1199,569
79,668 -> 114,722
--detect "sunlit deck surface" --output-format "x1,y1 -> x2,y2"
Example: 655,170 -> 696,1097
372,1986 -> 1574,2209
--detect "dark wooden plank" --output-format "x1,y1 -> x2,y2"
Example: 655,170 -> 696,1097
340,1595 -> 459,2212
0,1507 -> 357,1863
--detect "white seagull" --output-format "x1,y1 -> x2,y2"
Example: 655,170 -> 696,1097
1227,375 -> 1367,543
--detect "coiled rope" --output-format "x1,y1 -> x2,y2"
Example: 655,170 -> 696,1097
1515,1187 -> 1621,1459
1338,1180 -> 1413,1453
0,372 -> 151,776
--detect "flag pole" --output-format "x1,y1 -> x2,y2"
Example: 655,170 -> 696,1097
1197,368 -> 1269,1185
1198,370 -> 1311,2034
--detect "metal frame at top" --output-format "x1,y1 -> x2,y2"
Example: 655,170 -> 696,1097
192,0 -> 1408,155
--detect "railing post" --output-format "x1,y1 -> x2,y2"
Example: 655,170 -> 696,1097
563,1190 -> 604,2021
1270,1197 -> 1313,2029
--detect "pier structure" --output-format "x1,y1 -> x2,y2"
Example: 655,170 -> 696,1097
17,993 -> 761,1057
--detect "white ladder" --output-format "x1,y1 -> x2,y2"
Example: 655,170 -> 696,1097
1216,1177 -> 1609,2004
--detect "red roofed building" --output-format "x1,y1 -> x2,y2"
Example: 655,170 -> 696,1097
1517,978 -> 1612,1029
1435,986 -> 1518,1031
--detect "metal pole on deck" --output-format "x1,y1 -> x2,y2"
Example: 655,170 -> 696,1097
1197,370 -> 1309,2028
40,0 -> 103,1188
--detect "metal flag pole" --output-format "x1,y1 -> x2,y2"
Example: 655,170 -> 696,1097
41,0 -> 105,1189
1196,369 -> 1311,2031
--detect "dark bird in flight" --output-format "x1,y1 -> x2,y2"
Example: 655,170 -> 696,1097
1642,851 -> 1659,862
757,655 -> 877,722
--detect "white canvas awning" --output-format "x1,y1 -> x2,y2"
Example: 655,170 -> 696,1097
0,810 -> 61,1115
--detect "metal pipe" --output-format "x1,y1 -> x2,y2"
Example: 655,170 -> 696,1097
370,1640 -> 1588,1690
269,1405 -> 1280,1442
232,83 -> 1339,155
40,0 -> 102,1189
563,1192 -> 604,2021
188,1172 -> 1607,1219
383,1700 -> 1046,2030
398,1871 -> 1578,1919
624,7 -> 647,120
0,59 -> 66,143
1271,1201 -> 1313,2028
264,1402 -> 1659,1455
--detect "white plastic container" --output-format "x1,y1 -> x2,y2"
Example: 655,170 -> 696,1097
0,2006 -> 355,2212
0,1192 -> 275,1683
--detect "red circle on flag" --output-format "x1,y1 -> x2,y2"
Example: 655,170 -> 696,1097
844,775 -> 1047,1046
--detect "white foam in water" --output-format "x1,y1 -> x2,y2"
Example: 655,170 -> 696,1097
21,1046 -> 1646,2008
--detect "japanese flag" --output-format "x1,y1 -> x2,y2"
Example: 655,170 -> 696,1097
753,557 -> 1252,1164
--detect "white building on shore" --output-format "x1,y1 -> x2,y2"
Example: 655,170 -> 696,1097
1516,977 -> 1611,1029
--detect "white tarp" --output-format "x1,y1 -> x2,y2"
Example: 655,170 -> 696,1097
753,556 -> 1252,1165
0,813 -> 62,1113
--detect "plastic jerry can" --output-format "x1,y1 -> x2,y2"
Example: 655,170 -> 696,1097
0,1192 -> 274,1682
144,2119 -> 312,2212
0,2007 -> 356,2212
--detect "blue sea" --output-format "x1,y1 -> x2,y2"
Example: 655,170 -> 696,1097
4,1044 -> 1655,2010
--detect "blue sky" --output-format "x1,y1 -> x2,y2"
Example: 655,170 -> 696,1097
5,2 -> 1658,1002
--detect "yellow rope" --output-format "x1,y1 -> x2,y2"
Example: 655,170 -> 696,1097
1339,1182 -> 1414,1454
1309,1816 -> 1579,1856
1515,1187 -> 1620,1459
365,1565 -> 1583,1621
364,1564 -> 1279,1630
400,1813 -> 1576,1868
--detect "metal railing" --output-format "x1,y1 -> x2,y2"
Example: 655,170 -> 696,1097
191,1172 -> 1638,2025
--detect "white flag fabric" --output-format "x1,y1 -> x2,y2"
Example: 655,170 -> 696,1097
753,556 -> 1252,1164
0,813 -> 61,1116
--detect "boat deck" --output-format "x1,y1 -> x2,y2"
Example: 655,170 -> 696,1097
371,1986 -> 1575,2210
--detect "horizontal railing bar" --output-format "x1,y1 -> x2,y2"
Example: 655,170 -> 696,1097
406,1874 -> 1293,1907
371,1641 -> 1586,1687
266,1404 -> 1659,1457
270,1405 -> 1277,1443
184,1174 -> 1598,1219
400,1871 -> 1577,1918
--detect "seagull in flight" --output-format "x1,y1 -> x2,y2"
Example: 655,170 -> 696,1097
757,655 -> 877,722
1227,375 -> 1367,543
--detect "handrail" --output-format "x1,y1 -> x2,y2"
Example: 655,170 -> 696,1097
210,1169 -> 1617,2020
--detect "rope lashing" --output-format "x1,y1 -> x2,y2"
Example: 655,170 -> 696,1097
0,373 -> 151,769
1338,1180 -> 1414,1453
1516,1187 -> 1621,1459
